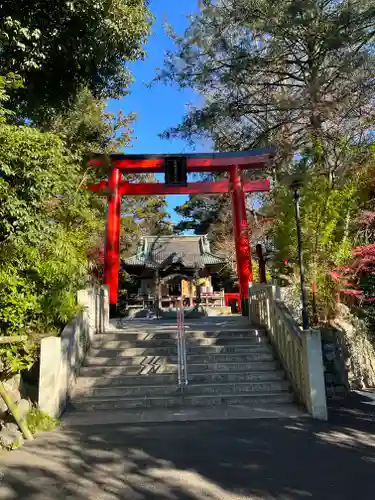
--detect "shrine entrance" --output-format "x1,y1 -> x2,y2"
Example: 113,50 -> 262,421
89,149 -> 275,317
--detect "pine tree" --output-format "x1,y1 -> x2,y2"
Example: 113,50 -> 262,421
160,0 -> 375,320
160,0 -> 375,173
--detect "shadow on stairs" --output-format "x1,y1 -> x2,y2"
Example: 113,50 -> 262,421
63,317 -> 307,426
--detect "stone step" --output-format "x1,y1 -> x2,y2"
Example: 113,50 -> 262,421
186,327 -> 263,333
87,344 -> 272,359
83,355 -> 175,367
68,319 -> 300,422
74,380 -> 290,398
187,330 -> 266,340
188,337 -> 269,346
63,404 -> 307,426
70,391 -> 294,412
188,344 -> 272,353
106,326 -> 256,333
188,369 -> 285,384
92,335 -> 268,348
76,373 -> 178,390
92,339 -> 177,349
87,347 -> 177,358
96,329 -> 266,342
188,360 -> 279,373
187,351 -> 275,364
96,332 -> 177,342
79,359 -> 278,376
83,351 -> 275,367
75,369 -> 285,391
80,363 -> 178,375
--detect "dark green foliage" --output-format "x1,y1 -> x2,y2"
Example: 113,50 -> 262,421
161,0 -> 375,323
46,87 -> 137,156
160,0 -> 375,163
0,123 -> 102,342
0,0 -> 152,120
0,2 -> 167,373
174,194 -> 227,234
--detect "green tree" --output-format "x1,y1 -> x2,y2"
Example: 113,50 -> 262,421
175,192 -> 227,234
267,171 -> 358,318
0,2 -> 161,374
0,0 -> 152,119
160,0 -> 375,171
46,87 -> 137,156
0,117 -> 106,374
159,0 -> 375,322
0,78 -> 101,370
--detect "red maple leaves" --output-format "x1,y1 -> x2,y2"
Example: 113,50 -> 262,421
330,213 -> 375,302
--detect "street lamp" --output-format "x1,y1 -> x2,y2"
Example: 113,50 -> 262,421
154,267 -> 160,320
290,178 -> 310,330
194,262 -> 202,310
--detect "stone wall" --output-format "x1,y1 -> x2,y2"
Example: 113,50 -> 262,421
320,328 -> 349,399
38,286 -> 109,418
280,286 -> 375,397
330,304 -> 375,390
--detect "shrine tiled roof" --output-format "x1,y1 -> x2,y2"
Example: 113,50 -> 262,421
123,235 -> 226,268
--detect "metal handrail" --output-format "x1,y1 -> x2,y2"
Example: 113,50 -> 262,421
177,306 -> 188,389
181,307 -> 188,386
177,308 -> 183,387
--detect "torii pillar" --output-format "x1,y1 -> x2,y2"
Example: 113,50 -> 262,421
229,166 -> 252,316
104,167 -> 121,317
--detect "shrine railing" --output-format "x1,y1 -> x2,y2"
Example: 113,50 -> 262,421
248,283 -> 327,420
177,306 -> 188,390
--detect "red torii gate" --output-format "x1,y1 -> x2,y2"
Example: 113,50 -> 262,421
88,149 -> 275,316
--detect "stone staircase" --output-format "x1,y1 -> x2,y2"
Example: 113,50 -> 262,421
65,318 -> 304,424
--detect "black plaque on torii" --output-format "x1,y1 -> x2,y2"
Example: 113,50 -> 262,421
164,156 -> 188,187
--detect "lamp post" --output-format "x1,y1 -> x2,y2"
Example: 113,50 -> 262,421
290,179 -> 310,330
194,263 -> 202,310
154,268 -> 160,320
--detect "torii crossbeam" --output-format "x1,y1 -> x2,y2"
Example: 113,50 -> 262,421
88,148 -> 275,316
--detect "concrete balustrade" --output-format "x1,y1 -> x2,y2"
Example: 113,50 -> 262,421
249,284 -> 327,420
38,286 -> 109,418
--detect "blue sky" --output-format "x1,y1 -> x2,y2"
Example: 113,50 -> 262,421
108,0 -> 203,223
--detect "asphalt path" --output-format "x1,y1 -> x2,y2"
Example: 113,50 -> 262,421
0,392 -> 374,500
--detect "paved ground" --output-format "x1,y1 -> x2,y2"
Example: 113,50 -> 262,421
0,392 -> 374,500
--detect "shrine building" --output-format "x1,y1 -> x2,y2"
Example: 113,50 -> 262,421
122,235 -> 227,309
